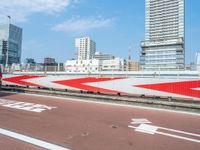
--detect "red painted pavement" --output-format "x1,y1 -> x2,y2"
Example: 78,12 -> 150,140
54,77 -> 124,94
3,75 -> 44,87
136,80 -> 200,98
0,91 -> 200,150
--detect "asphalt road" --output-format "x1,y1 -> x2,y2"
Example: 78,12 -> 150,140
0,91 -> 200,150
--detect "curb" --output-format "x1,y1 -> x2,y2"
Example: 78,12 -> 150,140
1,86 -> 200,113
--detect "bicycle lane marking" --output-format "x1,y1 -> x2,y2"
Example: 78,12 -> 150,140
0,98 -> 56,113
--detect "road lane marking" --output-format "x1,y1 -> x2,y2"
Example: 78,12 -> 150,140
128,118 -> 200,144
157,130 -> 200,144
158,126 -> 200,137
131,118 -> 152,124
0,128 -> 71,150
133,124 -> 158,134
0,98 -> 56,113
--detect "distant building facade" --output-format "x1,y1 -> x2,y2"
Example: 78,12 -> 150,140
75,37 -> 96,60
65,58 -> 126,72
0,24 -> 22,65
44,57 -> 56,65
65,59 -> 101,73
140,0 -> 185,71
128,61 -> 140,71
25,58 -> 35,64
102,58 -> 126,71
93,52 -> 115,60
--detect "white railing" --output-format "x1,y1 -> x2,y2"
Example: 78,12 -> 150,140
1,64 -> 200,79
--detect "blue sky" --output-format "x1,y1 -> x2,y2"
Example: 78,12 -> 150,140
0,0 -> 199,64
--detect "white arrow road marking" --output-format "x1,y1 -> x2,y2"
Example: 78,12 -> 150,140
0,128 -> 71,150
0,98 -> 56,113
131,118 -> 152,124
128,118 -> 200,144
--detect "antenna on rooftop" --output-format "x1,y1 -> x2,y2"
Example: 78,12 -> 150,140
7,15 -> 11,24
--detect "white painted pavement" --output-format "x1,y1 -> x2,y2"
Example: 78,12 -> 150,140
0,98 -> 56,113
128,118 -> 200,144
0,128 -> 71,150
131,118 -> 152,125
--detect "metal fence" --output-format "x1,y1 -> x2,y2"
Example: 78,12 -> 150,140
1,64 -> 65,73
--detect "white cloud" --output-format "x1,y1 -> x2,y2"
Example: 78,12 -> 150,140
71,0 -> 81,4
51,17 -> 114,34
0,0 -> 70,23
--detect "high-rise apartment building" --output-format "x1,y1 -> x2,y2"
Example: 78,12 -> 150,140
75,37 -> 96,60
140,0 -> 185,70
0,24 -> 22,65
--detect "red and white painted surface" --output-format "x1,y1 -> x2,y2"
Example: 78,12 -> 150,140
0,91 -> 200,150
2,74 -> 200,100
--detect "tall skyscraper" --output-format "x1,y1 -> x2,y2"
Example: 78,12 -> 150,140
75,37 -> 96,60
140,0 -> 185,70
0,24 -> 22,65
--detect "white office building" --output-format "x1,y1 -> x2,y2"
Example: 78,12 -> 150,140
140,0 -> 185,71
65,58 -> 126,72
75,37 -> 96,60
102,58 -> 126,71
65,59 -> 101,73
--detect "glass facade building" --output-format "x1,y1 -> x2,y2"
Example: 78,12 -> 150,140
0,24 -> 22,65
140,0 -> 185,70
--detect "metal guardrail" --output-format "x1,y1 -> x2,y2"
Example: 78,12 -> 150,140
1,85 -> 200,113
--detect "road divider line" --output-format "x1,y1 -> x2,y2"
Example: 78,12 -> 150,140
0,128 -> 71,150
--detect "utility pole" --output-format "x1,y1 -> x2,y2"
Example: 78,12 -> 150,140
128,46 -> 132,61
127,45 -> 132,71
